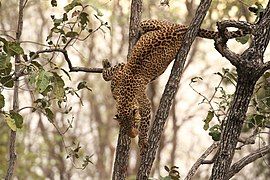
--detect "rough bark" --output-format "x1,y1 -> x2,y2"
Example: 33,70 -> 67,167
136,1 -> 213,179
210,1 -> 270,179
112,0 -> 142,179
5,0 -> 24,179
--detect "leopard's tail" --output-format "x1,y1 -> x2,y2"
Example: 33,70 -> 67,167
198,28 -> 250,39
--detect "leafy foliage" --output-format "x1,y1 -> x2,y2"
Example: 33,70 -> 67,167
159,166 -> 180,180
0,0 -> 104,171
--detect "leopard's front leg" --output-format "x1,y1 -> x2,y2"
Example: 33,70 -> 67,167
102,59 -> 125,81
137,91 -> 151,155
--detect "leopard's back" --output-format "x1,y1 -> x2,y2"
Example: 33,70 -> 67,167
127,24 -> 187,82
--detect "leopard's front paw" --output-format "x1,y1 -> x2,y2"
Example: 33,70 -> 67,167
139,138 -> 149,155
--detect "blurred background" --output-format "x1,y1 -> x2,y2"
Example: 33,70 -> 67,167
0,0 -> 269,179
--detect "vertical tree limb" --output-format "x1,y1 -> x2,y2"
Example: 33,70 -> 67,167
112,1 -> 142,179
210,1 -> 270,179
136,1 -> 212,179
5,0 -> 25,179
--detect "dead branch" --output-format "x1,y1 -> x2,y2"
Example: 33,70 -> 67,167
185,142 -> 219,180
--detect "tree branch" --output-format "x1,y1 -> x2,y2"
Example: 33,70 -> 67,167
225,145 -> 270,179
214,20 -> 254,67
112,1 -> 143,179
137,0 -> 213,179
184,142 -> 219,180
5,0 -> 25,179
32,48 -> 103,73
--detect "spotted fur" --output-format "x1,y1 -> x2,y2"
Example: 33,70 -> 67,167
102,19 -> 248,155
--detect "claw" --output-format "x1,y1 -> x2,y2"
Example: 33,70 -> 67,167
102,59 -> 111,69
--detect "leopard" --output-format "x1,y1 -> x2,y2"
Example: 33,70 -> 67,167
102,19 -> 249,155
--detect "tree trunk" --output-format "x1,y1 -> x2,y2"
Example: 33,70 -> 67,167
210,73 -> 258,179
112,0 -> 142,179
210,1 -> 270,178
5,0 -> 24,179
136,0 -> 213,179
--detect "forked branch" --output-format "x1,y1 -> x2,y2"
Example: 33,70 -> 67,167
214,20 -> 254,67
185,142 -> 219,180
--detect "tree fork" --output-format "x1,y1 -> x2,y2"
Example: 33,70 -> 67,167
210,1 -> 270,178
136,0 -> 213,179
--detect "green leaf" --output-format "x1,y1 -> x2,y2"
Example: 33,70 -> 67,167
209,125 -> 221,141
36,70 -> 52,93
0,93 -> 5,108
63,13 -> 68,21
203,111 -> 214,130
64,0 -> 82,12
8,42 -> 24,56
66,31 -> 79,38
236,35 -> 249,44
0,54 -> 12,75
28,72 -> 38,85
53,18 -> 63,27
35,98 -> 49,108
79,12 -> 89,29
45,108 -> 54,122
41,85 -> 53,96
77,81 -> 91,91
247,114 -> 266,128
5,114 -> 16,131
0,37 -> 8,47
51,73 -> 65,99
51,27 -> 65,34
0,75 -> 14,88
51,0 -> 57,7
31,60 -> 43,69
10,111 -> 23,129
